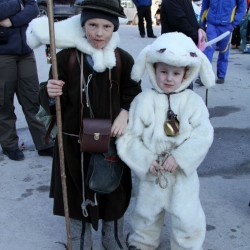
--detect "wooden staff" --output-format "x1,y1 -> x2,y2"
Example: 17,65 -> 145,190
46,1 -> 72,249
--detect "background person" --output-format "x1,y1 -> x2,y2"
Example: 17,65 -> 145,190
240,1 -> 250,52
0,0 -> 54,161
231,25 -> 241,49
160,0 -> 206,45
243,17 -> 250,52
29,0 -> 142,248
200,0 -> 246,84
132,0 -> 156,38
117,32 -> 215,250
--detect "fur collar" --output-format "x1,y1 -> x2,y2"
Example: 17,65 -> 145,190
26,15 -> 120,72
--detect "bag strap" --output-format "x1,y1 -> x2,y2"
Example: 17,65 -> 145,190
166,94 -> 179,135
79,53 -> 113,120
78,49 -> 122,136
78,48 -> 121,120
78,51 -> 121,216
80,53 -> 95,118
44,115 -> 56,144
115,48 -> 122,82
77,54 -> 89,217
68,48 -> 77,82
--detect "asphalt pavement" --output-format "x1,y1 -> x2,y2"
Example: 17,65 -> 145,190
0,25 -> 250,250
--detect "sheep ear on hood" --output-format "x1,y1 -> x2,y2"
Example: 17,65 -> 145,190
197,50 -> 215,88
131,45 -> 150,82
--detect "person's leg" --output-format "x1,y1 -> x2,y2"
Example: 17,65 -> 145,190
216,25 -> 232,81
231,26 -> 237,47
0,55 -> 20,150
128,208 -> 165,250
16,53 -> 54,151
203,23 -> 218,63
243,20 -> 250,53
144,6 -> 155,37
170,201 -> 206,250
240,15 -> 249,50
127,182 -> 165,250
137,7 -> 145,37
71,218 -> 92,250
246,19 -> 250,41
231,25 -> 241,48
236,25 -> 241,47
102,217 -> 128,249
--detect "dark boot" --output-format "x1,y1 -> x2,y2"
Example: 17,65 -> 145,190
243,42 -> 250,53
102,217 -> 127,250
3,148 -> 24,161
71,219 -> 92,250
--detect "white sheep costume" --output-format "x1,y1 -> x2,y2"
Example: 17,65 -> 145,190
26,14 -> 119,72
117,32 -> 215,250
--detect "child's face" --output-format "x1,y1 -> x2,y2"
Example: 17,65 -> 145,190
84,18 -> 114,49
155,63 -> 186,93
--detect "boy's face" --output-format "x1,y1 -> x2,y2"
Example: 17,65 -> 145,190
84,18 -> 114,49
155,63 -> 186,93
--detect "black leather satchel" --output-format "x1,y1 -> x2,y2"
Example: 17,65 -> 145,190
80,118 -> 111,153
86,139 -> 124,194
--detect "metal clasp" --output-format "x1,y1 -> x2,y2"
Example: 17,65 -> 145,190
94,133 -> 100,140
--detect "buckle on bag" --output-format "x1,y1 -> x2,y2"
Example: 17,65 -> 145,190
80,118 -> 111,153
94,133 -> 100,140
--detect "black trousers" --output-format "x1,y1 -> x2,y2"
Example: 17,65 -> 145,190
246,20 -> 250,42
137,6 -> 154,37
0,53 -> 53,150
231,25 -> 241,46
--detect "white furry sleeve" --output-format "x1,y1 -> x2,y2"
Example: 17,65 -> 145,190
171,95 -> 214,176
117,93 -> 158,181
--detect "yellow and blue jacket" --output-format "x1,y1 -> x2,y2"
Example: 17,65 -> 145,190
200,0 -> 246,28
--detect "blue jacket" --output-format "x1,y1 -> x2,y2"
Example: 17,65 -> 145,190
200,0 -> 246,28
0,0 -> 39,55
132,0 -> 152,7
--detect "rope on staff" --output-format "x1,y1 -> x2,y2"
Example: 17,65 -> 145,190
46,1 -> 72,249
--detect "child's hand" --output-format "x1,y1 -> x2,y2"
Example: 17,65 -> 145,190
198,28 -> 207,42
0,18 -> 12,27
111,109 -> 128,137
47,79 -> 65,98
162,155 -> 178,173
149,160 -> 162,175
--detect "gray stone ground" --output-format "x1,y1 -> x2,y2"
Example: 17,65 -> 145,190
0,25 -> 250,250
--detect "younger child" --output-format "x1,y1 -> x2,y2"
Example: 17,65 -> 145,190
117,32 -> 215,250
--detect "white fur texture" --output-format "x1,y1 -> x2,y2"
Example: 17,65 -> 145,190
117,88 -> 213,249
26,15 -> 120,72
131,32 -> 215,92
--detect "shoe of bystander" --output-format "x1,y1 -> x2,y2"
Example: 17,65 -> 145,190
243,43 -> 250,53
216,78 -> 225,84
38,147 -> 54,157
148,35 -> 157,38
3,148 -> 25,161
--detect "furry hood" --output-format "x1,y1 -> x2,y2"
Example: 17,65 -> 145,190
131,32 -> 215,93
26,14 -> 120,72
